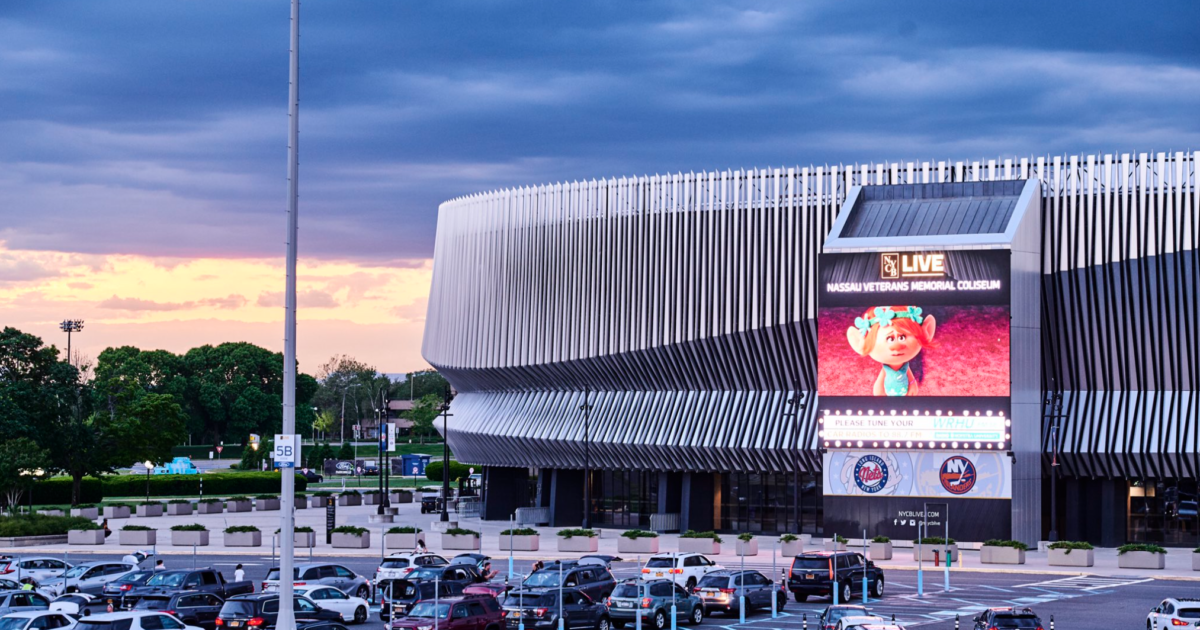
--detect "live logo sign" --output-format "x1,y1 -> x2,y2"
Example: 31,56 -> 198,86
881,252 -> 946,279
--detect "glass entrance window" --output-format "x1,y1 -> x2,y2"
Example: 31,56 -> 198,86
590,470 -> 658,528
1129,479 -> 1199,547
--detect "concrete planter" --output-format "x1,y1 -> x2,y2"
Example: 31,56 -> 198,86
71,507 -> 99,519
392,492 -> 414,504
294,497 -> 308,510
1118,550 -> 1165,570
736,538 -> 759,556
362,493 -> 381,506
618,537 -> 659,555
981,546 -> 1026,565
295,531 -> 316,548
781,540 -> 805,557
332,532 -> 371,548
167,503 -> 193,516
37,509 -> 64,517
824,540 -> 847,552
197,502 -> 223,515
1048,548 -> 1094,567
678,538 -> 720,554
120,529 -> 157,546
311,496 -> 330,508
256,498 -> 280,511
443,534 -> 481,551
500,534 -> 540,552
386,533 -> 426,549
0,535 -> 68,547
68,529 -> 105,545
171,530 -> 210,546
913,544 -> 958,563
869,541 -> 893,560
558,536 -> 599,553
1193,553 -> 1200,571
103,505 -> 131,519
226,500 -> 252,513
225,531 -> 263,547
338,494 -> 363,507
136,504 -> 163,517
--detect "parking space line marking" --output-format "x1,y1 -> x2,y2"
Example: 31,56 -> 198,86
975,585 -> 1011,592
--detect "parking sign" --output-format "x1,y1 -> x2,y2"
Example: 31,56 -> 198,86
273,434 -> 298,468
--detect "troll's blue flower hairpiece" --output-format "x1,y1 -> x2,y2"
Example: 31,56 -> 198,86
854,306 -> 925,337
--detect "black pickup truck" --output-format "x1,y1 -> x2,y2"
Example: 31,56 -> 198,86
123,569 -> 254,605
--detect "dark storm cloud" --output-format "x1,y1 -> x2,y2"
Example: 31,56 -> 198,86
0,1 -> 1197,262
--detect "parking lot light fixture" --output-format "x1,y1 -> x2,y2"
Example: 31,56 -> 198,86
144,461 -> 153,502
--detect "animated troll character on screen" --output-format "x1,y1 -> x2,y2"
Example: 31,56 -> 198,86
845,306 -> 937,396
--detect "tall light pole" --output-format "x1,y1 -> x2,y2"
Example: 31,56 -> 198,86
439,389 -> 453,522
1046,388 -> 1066,542
144,461 -> 153,502
277,1 -> 302,629
59,320 -> 84,366
580,386 -> 593,529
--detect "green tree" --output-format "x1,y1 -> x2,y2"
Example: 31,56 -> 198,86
0,438 -> 50,512
181,342 -> 287,445
403,393 -> 442,444
336,442 -> 355,460
312,409 -> 337,441
392,370 -> 451,401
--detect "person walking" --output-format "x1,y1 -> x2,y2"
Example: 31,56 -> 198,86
234,564 -> 245,582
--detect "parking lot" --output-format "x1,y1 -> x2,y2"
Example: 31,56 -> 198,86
42,550 -> 1190,630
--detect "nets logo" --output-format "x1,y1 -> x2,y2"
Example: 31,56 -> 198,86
853,455 -> 889,494
939,456 -> 977,495
881,252 -> 946,279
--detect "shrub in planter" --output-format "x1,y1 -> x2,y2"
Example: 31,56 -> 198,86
166,499 -> 193,516
736,532 -> 759,556
500,528 -> 540,552
136,502 -> 164,517
981,540 -> 1028,565
0,515 -> 99,537
197,498 -> 224,514
70,505 -> 99,519
1117,543 -> 1166,569
913,537 -> 958,562
386,526 -> 426,549
226,496 -> 253,513
225,525 -> 263,547
337,491 -> 363,507
825,534 -> 848,552
391,489 -> 414,504
779,533 -> 806,557
1047,541 -> 1094,567
679,530 -> 722,554
443,527 -> 481,551
869,536 -> 893,560
68,521 -> 105,545
331,526 -> 371,549
120,525 -> 156,546
557,528 -> 599,553
103,503 -> 132,519
255,495 -> 281,511
170,524 -> 209,547
618,529 -> 659,554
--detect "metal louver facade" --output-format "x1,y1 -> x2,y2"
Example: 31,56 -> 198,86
422,152 -> 1199,489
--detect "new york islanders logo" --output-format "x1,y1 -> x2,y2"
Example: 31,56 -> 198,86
853,455 -> 889,494
939,456 -> 977,495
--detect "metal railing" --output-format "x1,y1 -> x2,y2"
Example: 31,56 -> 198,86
649,512 -> 680,533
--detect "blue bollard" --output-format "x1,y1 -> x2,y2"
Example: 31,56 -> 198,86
739,596 -> 745,624
671,603 -> 677,630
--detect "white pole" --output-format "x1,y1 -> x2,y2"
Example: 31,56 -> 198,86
277,0 -> 301,629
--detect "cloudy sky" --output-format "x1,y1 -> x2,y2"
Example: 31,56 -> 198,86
2,1 -> 1198,373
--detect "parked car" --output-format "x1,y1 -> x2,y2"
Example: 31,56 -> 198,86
787,552 -> 884,603
261,566 -> 370,600
523,564 -> 615,602
639,555 -> 723,591
605,580 -> 703,629
503,587 -> 610,630
360,461 -> 379,476
404,565 -> 485,590
50,594 -> 111,618
375,554 -> 448,583
75,611 -> 201,630
299,469 -> 323,483
0,591 -> 51,615
392,596 -> 503,630
449,555 -> 491,570
693,570 -> 784,615
41,564 -> 137,597
102,572 -> 157,602
1148,600 -> 1200,630
0,583 -> 21,594
973,607 -> 1043,630
836,616 -> 888,630
817,605 -> 871,630
216,594 -> 340,629
131,593 -> 224,630
0,611 -> 77,630
378,579 -> 465,621
0,558 -> 72,585
291,587 -> 368,625
128,570 -> 252,604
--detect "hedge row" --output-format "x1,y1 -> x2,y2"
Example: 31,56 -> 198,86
32,472 -> 304,504
424,460 -> 474,482
0,515 -> 99,537
31,478 -> 104,506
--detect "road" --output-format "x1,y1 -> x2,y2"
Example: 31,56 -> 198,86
57,550 -> 1186,630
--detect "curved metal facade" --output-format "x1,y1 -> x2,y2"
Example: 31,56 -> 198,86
423,153 -> 1199,477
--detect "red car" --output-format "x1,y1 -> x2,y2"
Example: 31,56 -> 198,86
463,583 -> 510,603
391,595 -> 502,630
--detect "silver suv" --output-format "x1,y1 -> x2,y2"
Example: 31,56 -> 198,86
40,562 -> 136,597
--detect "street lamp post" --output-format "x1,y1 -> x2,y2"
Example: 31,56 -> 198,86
59,320 -> 84,366
784,392 -> 806,534
143,461 -> 153,502
1046,389 -> 1066,542
439,389 -> 453,522
580,386 -> 593,529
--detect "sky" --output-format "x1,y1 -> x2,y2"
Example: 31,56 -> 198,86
1,1 -> 1198,374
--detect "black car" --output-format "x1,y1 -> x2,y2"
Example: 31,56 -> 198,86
217,593 -> 341,629
405,564 -> 486,588
972,607 -> 1044,630
299,469 -> 323,483
786,552 -> 884,603
502,587 -> 611,630
522,564 -> 616,603
134,592 -> 225,630
102,571 -> 157,601
420,496 -> 442,514
378,578 -> 466,621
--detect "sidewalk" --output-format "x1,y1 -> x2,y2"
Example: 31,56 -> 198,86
8,499 -> 1200,582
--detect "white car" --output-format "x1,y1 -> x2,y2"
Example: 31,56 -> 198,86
1148,598 -> 1200,630
375,553 -> 448,582
0,611 -> 77,630
860,625 -> 905,630
74,612 -> 200,630
293,586 -> 369,624
0,559 -> 72,586
836,616 -> 888,630
640,553 -> 724,589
